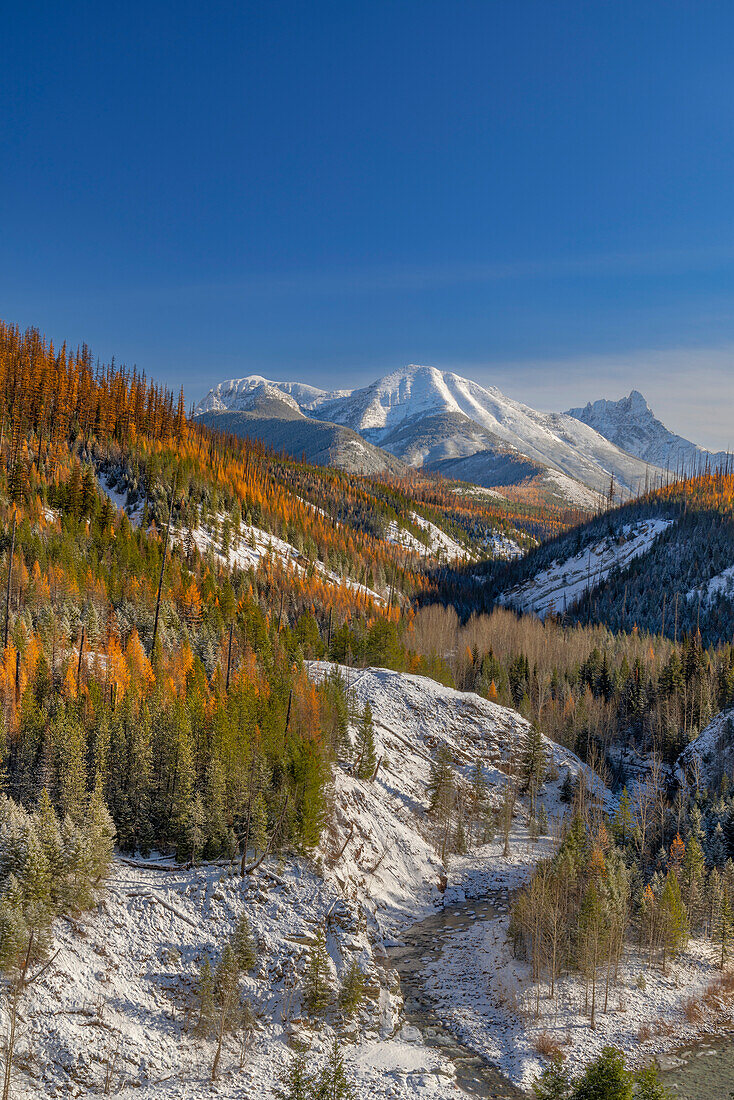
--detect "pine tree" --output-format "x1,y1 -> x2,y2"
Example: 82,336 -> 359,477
231,913 -> 257,971
681,834 -> 705,929
251,791 -> 268,856
204,757 -> 228,857
708,821 -> 727,867
338,958 -> 366,1019
714,892 -> 733,970
532,1054 -> 572,1099
573,1046 -> 633,1100
82,785 -> 116,886
303,928 -> 332,1014
355,702 -> 376,780
633,1063 -> 674,1099
658,871 -> 688,971
613,787 -> 634,845
273,1053 -> 314,1100
212,943 -> 242,1079
57,715 -> 87,822
521,724 -> 545,798
313,1039 -> 356,1100
559,770 -> 576,804
195,957 -> 215,1037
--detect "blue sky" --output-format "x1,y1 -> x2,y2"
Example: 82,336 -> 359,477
2,1 -> 734,446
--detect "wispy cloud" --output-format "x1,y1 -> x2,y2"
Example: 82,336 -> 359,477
165,244 -> 734,298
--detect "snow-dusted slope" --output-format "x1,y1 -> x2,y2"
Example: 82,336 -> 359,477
567,390 -> 730,473
14,664 -> 608,1099
308,664 -> 612,835
676,708 -> 734,788
197,375 -> 335,414
310,365 -> 661,495
498,518 -> 674,618
197,366 -> 663,498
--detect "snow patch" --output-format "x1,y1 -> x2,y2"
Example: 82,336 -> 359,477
498,518 -> 674,618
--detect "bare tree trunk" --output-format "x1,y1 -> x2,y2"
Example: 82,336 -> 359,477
3,511 -> 16,651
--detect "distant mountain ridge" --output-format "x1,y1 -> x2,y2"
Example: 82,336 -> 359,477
566,390 -> 730,472
197,387 -> 406,477
196,366 -> 670,502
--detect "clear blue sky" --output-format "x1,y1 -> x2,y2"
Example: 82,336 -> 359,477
3,1 -> 734,446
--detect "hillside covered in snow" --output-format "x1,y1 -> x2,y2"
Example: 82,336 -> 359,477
11,664 -> 606,1099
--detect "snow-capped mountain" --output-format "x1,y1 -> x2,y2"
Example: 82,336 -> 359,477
566,390 -> 730,472
196,366 -> 665,499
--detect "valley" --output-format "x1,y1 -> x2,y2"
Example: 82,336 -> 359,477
0,323 -> 732,1099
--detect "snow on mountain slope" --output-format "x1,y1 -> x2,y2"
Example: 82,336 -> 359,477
197,366 -> 663,498
15,664 -> 608,1099
384,511 -> 472,562
196,375 -> 337,414
676,708 -> 734,789
308,664 -> 613,832
312,365 -> 660,495
567,390 -> 731,472
686,562 -> 734,606
498,518 -> 674,618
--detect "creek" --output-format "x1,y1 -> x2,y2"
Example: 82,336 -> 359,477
388,893 -> 525,1098
388,890 -> 734,1098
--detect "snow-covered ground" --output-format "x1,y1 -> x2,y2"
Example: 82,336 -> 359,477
384,511 -> 471,562
13,664 -> 605,1099
676,707 -> 734,788
498,518 -> 674,618
687,562 -> 734,606
97,473 -> 144,527
420,842 -> 730,1089
483,531 -> 523,561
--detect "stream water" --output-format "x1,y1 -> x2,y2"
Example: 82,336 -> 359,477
389,892 -> 734,1099
658,1034 -> 734,1097
387,893 -> 525,1098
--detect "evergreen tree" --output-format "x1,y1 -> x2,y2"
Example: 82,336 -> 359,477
273,1053 -> 314,1100
521,724 -> 545,798
313,1039 -> 356,1100
613,787 -> 634,846
532,1054 -> 572,1099
212,943 -> 242,1079
573,1047 -> 633,1100
195,957 -> 215,1037
560,770 -> 576,804
714,892 -> 733,970
231,913 -> 258,971
708,821 -> 728,867
180,792 -> 205,865
633,1065 -> 674,1099
303,928 -> 332,1014
355,703 -> 377,781
338,958 -> 366,1019
251,791 -> 269,857
658,871 -> 688,971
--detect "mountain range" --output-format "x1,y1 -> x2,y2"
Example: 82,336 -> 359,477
196,366 -> 726,506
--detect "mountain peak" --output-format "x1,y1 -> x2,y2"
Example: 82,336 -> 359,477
567,389 -> 725,470
626,389 -> 651,411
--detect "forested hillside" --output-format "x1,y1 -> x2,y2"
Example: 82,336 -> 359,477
0,320 -> 585,858
436,470 -> 734,646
